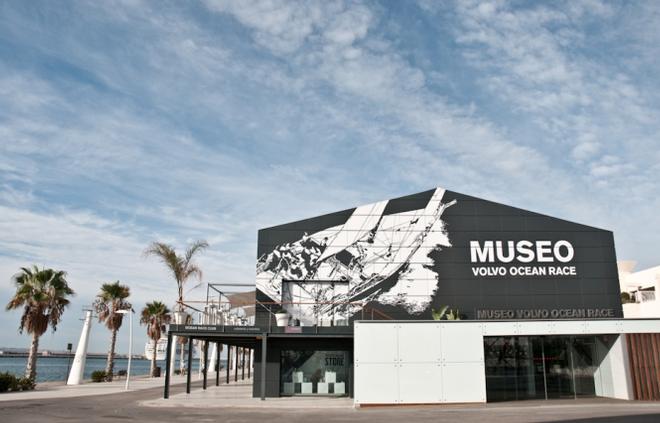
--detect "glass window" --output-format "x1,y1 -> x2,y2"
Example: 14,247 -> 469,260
544,337 -> 574,399
485,336 -> 599,402
571,336 -> 598,397
484,336 -> 545,401
280,350 -> 349,396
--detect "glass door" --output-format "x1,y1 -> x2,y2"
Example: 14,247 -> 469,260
571,336 -> 597,397
543,337 -> 574,399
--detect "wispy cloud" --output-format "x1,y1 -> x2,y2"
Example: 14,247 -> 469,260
1,0 -> 659,351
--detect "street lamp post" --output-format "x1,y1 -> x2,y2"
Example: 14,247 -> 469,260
117,309 -> 133,391
65,343 -> 73,383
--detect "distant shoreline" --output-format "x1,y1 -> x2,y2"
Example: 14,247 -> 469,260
0,352 -> 146,360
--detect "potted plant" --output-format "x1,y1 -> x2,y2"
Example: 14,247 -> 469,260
431,305 -> 462,321
274,308 -> 289,327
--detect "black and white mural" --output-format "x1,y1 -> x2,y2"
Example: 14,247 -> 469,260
256,187 -> 622,323
257,188 -> 455,325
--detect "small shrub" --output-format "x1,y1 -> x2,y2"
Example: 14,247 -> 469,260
16,377 -> 35,391
0,372 -> 18,393
91,370 -> 107,383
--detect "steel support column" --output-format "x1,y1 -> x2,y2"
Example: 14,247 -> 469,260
215,342 -> 220,386
234,345 -> 239,382
163,332 -> 173,399
241,347 -> 246,380
186,337 -> 193,394
260,335 -> 267,401
226,345 -> 230,384
202,340 -> 209,390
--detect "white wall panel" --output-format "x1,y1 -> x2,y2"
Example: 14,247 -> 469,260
354,323 -> 398,364
398,363 -> 442,403
618,319 -> 660,333
440,323 -> 484,363
551,320 -> 587,335
605,335 -> 634,400
481,321 -> 518,336
398,323 -> 441,363
441,362 -> 486,403
354,362 -> 398,404
594,337 -> 613,398
517,321 -> 556,335
354,319 -> 660,405
584,320 -> 622,334
354,321 -> 486,405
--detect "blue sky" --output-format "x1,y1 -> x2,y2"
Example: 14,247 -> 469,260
1,0 -> 659,354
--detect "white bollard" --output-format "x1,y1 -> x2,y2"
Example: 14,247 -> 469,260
208,342 -> 217,378
171,311 -> 188,376
66,310 -> 93,385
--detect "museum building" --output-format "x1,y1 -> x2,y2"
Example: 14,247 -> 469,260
163,187 -> 660,404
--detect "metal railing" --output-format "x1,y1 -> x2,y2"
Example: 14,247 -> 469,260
175,298 -> 255,329
174,282 -> 398,333
254,299 -> 394,332
636,291 -> 656,303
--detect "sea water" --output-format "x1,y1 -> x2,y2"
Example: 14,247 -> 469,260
0,356 -> 207,382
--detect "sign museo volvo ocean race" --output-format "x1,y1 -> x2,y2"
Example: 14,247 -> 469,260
255,187 -> 622,323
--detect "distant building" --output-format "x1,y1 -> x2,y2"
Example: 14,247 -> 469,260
618,261 -> 660,318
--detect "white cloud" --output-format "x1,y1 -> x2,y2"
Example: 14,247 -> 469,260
1,0 -> 660,351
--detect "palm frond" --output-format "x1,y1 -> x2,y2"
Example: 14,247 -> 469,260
185,240 -> 209,264
5,266 -> 74,335
140,300 -> 172,341
94,281 -> 131,331
144,240 -> 209,307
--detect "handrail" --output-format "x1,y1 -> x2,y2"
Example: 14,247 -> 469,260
180,287 -> 399,330
363,306 -> 394,320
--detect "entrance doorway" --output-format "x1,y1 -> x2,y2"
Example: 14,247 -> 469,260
484,335 -> 608,402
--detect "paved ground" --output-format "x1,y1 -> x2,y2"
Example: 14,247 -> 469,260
141,381 -> 354,409
2,378 -> 660,422
0,374 -> 193,401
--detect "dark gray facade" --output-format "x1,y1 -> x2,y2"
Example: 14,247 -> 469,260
251,187 -> 622,398
255,187 -> 622,324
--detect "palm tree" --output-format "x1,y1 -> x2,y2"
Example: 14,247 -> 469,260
144,240 -> 208,375
176,313 -> 193,373
143,240 -> 209,312
6,266 -> 75,380
94,281 -> 131,381
140,301 -> 171,377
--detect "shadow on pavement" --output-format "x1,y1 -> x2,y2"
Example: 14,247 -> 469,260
554,414 -> 660,423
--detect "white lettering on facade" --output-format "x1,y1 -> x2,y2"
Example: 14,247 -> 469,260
554,240 -> 575,263
470,240 -> 494,263
470,240 -> 575,264
516,240 -> 535,263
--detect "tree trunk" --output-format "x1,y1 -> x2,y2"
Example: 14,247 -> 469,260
105,328 -> 117,381
150,338 -> 158,377
25,332 -> 40,380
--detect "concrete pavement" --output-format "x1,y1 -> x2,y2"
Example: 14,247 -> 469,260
142,381 -> 354,409
0,374 -> 189,401
2,375 -> 660,422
